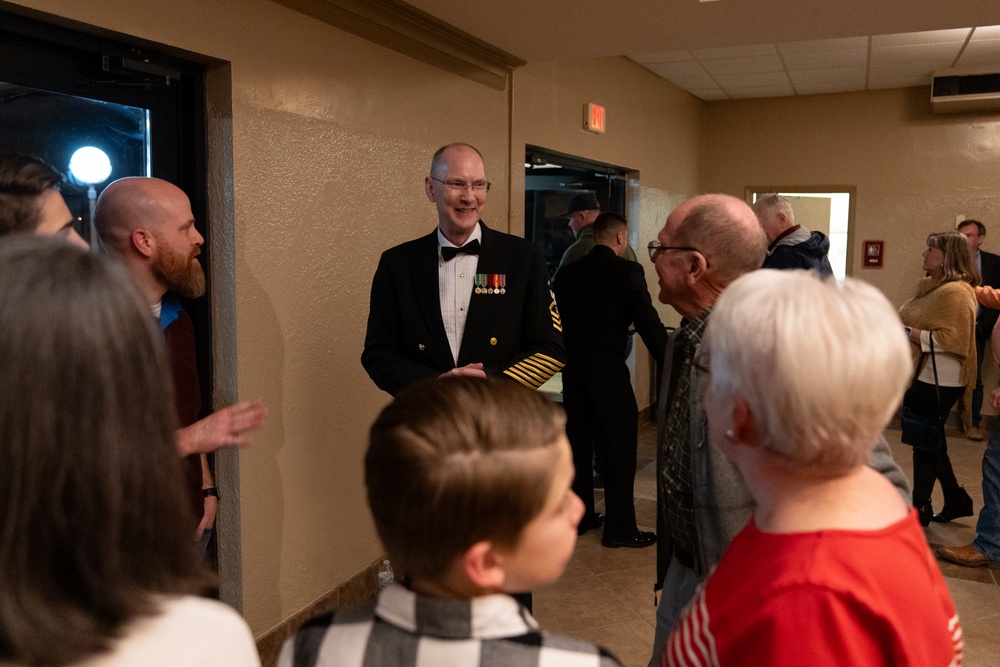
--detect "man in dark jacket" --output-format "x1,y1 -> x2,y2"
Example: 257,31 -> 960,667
958,219 -> 1000,440
362,143 -> 565,396
553,212 -> 666,549
753,193 -> 833,278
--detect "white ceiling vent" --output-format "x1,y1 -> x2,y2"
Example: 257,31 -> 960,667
931,67 -> 1000,114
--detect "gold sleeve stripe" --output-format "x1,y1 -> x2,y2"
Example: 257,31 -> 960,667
520,357 -> 562,377
549,303 -> 562,332
510,363 -> 548,383
503,355 -> 566,388
526,353 -> 565,371
504,368 -> 544,388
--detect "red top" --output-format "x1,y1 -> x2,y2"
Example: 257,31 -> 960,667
665,508 -> 963,667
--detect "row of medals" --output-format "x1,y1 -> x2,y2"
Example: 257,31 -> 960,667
475,273 -> 506,295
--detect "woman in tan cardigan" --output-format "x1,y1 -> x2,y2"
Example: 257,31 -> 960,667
898,232 -> 978,526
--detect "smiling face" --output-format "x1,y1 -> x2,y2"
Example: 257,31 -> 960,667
497,435 -> 584,592
33,189 -> 88,250
425,145 -> 487,246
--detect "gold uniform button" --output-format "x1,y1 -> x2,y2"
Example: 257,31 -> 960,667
490,337 -> 498,346
418,343 -> 426,351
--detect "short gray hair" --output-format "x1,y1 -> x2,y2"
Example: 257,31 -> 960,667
752,193 -> 794,222
704,270 -> 910,469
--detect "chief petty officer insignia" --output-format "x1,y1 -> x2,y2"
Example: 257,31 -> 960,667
475,273 -> 506,295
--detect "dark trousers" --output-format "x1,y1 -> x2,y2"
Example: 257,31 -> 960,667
563,356 -> 639,540
905,380 -> 965,505
972,321 -> 987,427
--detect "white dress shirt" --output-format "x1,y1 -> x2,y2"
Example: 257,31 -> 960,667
437,223 -> 481,364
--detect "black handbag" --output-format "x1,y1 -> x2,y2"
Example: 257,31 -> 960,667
900,336 -> 945,453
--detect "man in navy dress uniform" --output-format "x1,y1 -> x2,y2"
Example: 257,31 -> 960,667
362,143 -> 565,396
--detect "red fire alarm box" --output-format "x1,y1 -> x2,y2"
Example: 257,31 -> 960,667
863,240 -> 884,268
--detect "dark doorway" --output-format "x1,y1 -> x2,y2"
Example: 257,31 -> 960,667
0,7 -> 216,569
0,7 -> 209,395
525,146 -> 629,277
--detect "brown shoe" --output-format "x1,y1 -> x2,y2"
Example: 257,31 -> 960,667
938,543 -> 996,567
966,426 -> 985,441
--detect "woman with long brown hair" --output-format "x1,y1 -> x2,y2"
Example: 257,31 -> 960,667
898,231 -> 978,526
0,236 -> 258,666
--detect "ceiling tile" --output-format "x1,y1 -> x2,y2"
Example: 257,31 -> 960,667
689,89 -> 730,101
725,84 -> 795,99
869,61 -> 939,81
870,42 -> 963,65
867,75 -> 929,89
643,60 -> 710,78
664,74 -> 719,89
713,71 -> 790,88
970,25 -> 1000,41
777,36 -> 868,53
781,48 -> 867,70
872,28 -> 972,47
627,24 -> 1000,101
958,39 -> 1000,64
788,66 -> 866,86
794,80 -> 867,95
690,43 -> 777,60
628,50 -> 693,65
701,54 -> 784,75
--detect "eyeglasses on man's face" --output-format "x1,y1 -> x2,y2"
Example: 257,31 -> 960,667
647,240 -> 701,262
431,177 -> 491,194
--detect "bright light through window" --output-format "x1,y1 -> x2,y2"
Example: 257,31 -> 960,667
68,146 -> 113,185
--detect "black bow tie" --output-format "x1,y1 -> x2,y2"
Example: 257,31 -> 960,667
441,239 -> 481,261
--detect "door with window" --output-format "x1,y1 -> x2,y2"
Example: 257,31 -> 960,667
1,6 -> 214,563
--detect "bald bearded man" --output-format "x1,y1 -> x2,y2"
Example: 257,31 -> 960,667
96,178 -> 266,546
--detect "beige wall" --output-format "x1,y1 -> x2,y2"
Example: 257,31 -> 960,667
702,87 -> 1000,407
12,0 -> 509,636
9,0 -> 703,638
512,57 -> 704,405
703,87 -> 1000,306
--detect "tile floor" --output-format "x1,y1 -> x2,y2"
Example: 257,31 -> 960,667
533,420 -> 1000,666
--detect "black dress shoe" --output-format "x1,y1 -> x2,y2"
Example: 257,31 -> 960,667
917,504 -> 934,527
577,512 -> 605,536
602,531 -> 656,549
933,487 -> 974,523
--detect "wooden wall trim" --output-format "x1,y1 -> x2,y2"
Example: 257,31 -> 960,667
269,0 -> 525,90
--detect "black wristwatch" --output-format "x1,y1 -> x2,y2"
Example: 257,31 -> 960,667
203,487 -> 220,500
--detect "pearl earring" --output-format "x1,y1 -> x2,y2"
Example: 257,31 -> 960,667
725,429 -> 735,440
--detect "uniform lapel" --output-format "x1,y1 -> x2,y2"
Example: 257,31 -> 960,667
411,231 -> 451,361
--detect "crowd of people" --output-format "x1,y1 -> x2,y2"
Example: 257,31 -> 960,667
0,143 -> 994,666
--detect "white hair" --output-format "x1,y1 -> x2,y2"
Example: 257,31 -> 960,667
752,193 -> 794,223
704,270 -> 910,469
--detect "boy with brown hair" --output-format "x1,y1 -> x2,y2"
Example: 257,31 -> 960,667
278,376 -> 622,667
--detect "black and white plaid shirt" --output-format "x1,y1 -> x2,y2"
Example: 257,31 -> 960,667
279,584 -> 623,667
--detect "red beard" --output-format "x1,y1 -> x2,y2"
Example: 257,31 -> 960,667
152,246 -> 205,299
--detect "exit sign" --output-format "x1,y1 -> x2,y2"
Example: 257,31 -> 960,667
584,103 -> 606,133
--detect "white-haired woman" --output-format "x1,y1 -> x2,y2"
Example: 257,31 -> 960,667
899,231 -> 978,526
664,270 -> 962,667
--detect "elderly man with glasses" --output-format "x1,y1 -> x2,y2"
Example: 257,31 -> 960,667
362,142 -> 565,399
646,193 -> 911,666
